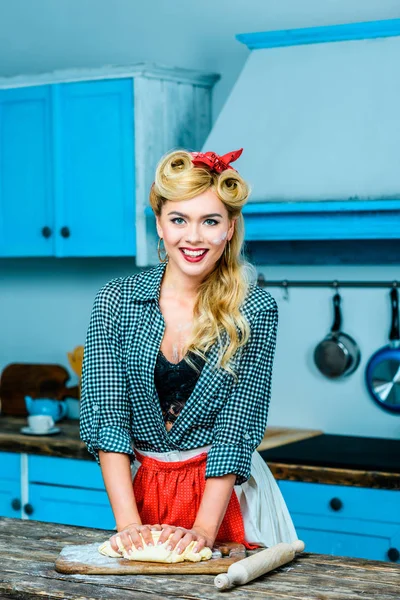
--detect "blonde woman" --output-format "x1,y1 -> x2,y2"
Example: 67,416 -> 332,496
80,148 -> 297,558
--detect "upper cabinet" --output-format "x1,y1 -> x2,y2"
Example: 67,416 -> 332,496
0,85 -> 53,257
0,65 -> 219,261
55,79 -> 135,257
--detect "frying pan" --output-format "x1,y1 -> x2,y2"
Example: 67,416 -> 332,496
365,286 -> 400,413
314,291 -> 361,379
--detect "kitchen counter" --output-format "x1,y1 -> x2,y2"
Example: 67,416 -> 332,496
1,415 -> 399,489
261,433 -> 400,490
0,415 -> 321,460
1,517 -> 399,600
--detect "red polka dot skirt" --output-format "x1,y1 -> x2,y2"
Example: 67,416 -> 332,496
133,450 -> 257,549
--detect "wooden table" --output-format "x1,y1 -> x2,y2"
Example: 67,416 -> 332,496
1,517 -> 399,599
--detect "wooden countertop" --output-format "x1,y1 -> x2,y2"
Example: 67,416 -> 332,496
1,415 -> 399,489
0,415 -> 322,460
1,517 -> 399,600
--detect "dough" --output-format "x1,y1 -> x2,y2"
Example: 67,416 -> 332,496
98,530 -> 212,563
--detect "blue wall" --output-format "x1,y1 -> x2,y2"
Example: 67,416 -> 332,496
1,259 -> 399,439
1,0 -> 400,119
1,1 -> 399,439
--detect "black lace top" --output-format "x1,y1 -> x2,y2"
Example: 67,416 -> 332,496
154,350 -> 205,424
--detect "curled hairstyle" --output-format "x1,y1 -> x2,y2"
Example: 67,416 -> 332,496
149,149 -> 256,378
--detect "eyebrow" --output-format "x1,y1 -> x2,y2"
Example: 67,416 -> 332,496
167,211 -> 223,218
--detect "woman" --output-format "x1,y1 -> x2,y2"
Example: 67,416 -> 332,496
80,148 -> 296,558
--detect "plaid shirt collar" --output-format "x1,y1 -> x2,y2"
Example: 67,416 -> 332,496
130,261 -> 167,302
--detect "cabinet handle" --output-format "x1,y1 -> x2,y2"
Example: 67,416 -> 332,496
23,503 -> 34,516
60,226 -> 70,238
11,498 -> 21,511
387,548 -> 400,562
329,497 -> 343,511
41,226 -> 52,238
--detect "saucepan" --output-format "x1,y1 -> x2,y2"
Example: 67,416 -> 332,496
314,291 -> 361,379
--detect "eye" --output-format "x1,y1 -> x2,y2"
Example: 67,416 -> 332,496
204,219 -> 219,226
170,217 -> 186,225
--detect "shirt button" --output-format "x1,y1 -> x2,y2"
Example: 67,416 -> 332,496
243,432 -> 250,440
93,404 -> 99,412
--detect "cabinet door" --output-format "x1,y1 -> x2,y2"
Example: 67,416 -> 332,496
0,85 -> 54,256
28,483 -> 115,529
293,514 -> 400,562
28,454 -> 115,529
0,452 -> 21,518
54,79 -> 135,257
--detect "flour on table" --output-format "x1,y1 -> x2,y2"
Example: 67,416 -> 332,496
98,531 -> 212,563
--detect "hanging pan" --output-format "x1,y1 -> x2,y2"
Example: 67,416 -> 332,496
314,291 -> 361,379
365,286 -> 400,413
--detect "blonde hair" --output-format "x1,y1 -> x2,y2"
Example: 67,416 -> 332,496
150,149 -> 256,379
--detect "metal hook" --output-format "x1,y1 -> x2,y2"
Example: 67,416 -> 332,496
281,280 -> 289,301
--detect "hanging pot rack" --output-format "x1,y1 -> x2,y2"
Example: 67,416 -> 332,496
256,277 -> 399,289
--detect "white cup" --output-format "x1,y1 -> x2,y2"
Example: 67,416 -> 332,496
27,415 -> 55,434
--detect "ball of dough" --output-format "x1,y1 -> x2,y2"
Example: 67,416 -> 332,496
98,530 -> 212,563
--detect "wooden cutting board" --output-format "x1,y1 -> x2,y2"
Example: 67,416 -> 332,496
0,363 -> 79,416
257,427 -> 323,452
55,541 -> 247,575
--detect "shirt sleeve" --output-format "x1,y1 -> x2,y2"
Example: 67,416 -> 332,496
80,279 -> 134,465
205,302 -> 278,485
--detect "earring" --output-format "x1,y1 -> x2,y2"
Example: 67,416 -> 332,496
157,237 -> 168,263
224,241 -> 231,263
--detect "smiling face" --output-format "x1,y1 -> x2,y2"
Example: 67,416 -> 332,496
156,188 -> 236,279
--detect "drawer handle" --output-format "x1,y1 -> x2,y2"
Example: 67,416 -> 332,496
41,226 -> 52,238
23,503 -> 34,516
329,497 -> 343,511
11,498 -> 21,511
60,226 -> 70,238
387,548 -> 399,562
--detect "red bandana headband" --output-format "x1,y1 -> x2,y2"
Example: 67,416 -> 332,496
190,148 -> 243,173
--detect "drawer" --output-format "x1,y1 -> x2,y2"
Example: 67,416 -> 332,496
28,483 -> 115,529
0,452 -> 20,480
280,480 -> 400,524
28,455 -> 105,490
291,514 -> 400,562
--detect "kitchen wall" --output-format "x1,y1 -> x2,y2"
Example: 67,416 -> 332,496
1,1 -> 399,439
1,259 -> 399,439
1,0 -> 400,119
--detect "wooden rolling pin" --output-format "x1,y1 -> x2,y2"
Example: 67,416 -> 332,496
214,540 -> 305,590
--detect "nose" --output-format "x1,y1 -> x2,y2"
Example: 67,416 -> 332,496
185,222 -> 202,244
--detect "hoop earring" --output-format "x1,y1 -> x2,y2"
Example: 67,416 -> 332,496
224,241 -> 231,263
157,237 -> 168,263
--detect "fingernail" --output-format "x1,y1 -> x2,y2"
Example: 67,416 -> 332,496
137,546 -> 143,551
193,546 -> 198,553
147,543 -> 153,547
176,546 -> 182,554
167,545 -> 173,551
157,541 -> 163,546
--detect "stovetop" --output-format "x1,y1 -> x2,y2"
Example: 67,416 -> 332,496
259,433 -> 400,473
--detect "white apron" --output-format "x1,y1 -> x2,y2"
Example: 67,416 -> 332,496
131,445 -> 298,547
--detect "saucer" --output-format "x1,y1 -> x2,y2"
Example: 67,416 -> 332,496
20,426 -> 61,436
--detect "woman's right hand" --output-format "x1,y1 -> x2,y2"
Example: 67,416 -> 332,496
110,523 -> 162,554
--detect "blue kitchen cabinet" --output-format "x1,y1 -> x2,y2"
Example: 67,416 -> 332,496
28,455 -> 115,529
0,79 -> 135,258
0,453 -> 22,518
54,79 -> 135,257
280,480 -> 400,562
0,85 -> 54,257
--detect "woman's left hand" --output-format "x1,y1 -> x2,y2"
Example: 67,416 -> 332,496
157,524 -> 215,555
